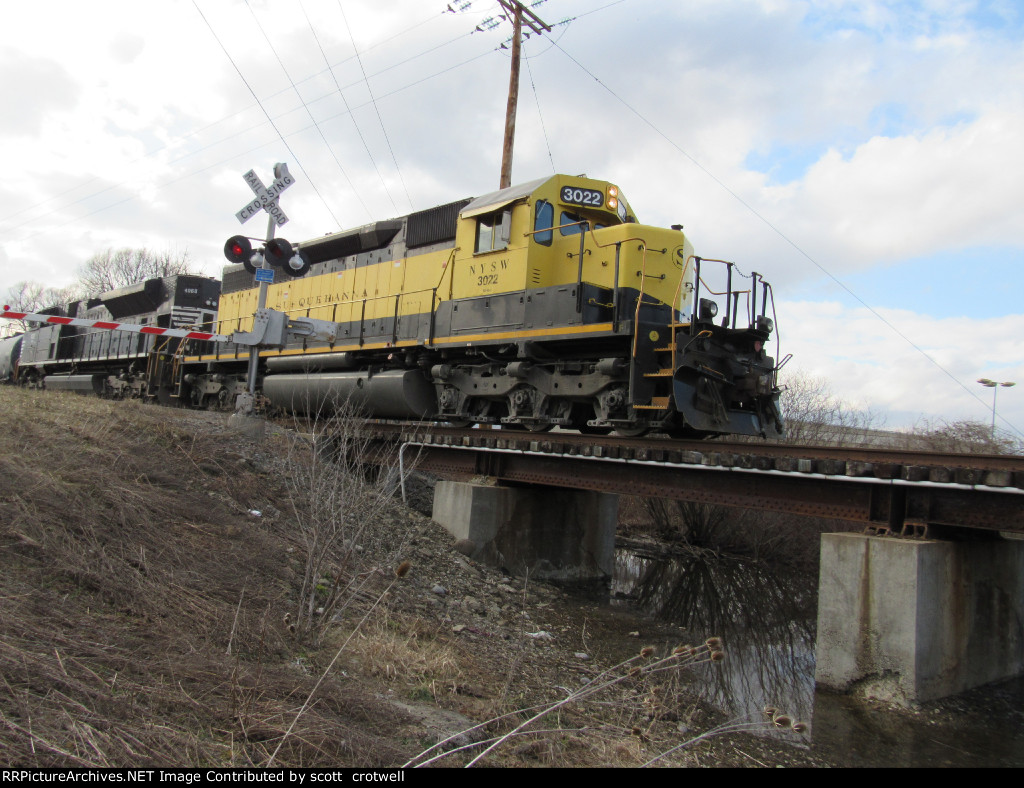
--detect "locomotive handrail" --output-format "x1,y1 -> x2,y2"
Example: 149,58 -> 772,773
669,254 -> 697,369
215,285 -> 443,352
630,242 -> 651,360
226,285 -> 442,323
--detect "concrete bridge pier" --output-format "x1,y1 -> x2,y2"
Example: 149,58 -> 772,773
815,532 -> 1024,705
432,479 -> 618,583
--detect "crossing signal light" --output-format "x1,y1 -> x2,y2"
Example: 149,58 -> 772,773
223,235 -> 312,278
265,238 -> 293,267
224,235 -> 252,265
224,235 -> 264,274
267,237 -> 312,277
283,249 -> 311,278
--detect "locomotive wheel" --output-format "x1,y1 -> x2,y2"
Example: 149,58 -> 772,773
613,425 -> 649,437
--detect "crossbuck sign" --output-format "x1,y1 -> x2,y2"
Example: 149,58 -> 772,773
235,163 -> 295,226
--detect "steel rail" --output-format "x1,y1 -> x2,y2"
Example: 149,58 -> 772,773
363,423 -> 1024,478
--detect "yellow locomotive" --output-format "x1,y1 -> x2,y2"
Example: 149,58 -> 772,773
188,174 -> 783,438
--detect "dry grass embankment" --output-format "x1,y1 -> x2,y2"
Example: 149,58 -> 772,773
0,388 -> 408,766
0,387 -> 815,768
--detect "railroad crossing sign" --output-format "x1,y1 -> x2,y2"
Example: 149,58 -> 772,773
235,163 -> 295,226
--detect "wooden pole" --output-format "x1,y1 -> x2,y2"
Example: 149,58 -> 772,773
499,5 -> 522,189
496,0 -> 550,189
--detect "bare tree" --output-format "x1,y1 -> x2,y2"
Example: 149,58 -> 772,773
78,247 -> 195,297
777,370 -> 884,447
907,418 -> 1022,455
2,281 -> 83,335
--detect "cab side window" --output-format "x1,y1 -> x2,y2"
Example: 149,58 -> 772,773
559,210 -> 589,236
475,209 -> 512,254
534,200 -> 554,246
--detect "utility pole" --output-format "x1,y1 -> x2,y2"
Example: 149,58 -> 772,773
497,0 -> 551,189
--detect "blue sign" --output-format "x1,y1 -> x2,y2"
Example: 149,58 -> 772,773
255,268 -> 274,284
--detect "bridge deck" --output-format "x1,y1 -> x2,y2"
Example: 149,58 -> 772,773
362,425 -> 1024,533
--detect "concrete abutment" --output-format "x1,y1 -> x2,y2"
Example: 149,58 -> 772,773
431,480 -> 617,582
432,481 -> 1024,703
815,532 -> 1024,704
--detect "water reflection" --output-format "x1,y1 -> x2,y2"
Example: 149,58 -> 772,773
612,544 -> 1024,766
811,684 -> 1024,767
613,546 -> 816,726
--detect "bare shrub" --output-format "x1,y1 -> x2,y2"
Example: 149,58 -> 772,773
280,403 -> 413,646
642,499 -> 730,549
0,388 -> 410,767
907,417 -> 1022,455
776,369 -> 884,447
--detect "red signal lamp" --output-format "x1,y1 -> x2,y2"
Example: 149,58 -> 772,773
265,238 -> 294,268
224,235 -> 252,264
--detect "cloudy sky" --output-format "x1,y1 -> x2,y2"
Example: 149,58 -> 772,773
2,0 -> 1022,436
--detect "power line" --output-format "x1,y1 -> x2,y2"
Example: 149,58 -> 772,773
337,1 -> 414,211
525,52 -> 555,174
193,0 -> 342,228
8,45 -> 499,247
299,0 -> 398,215
0,3 -> 457,233
244,0 -> 370,222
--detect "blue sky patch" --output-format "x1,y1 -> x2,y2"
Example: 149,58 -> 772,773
744,142 -> 831,185
968,1 -> 1023,34
787,245 -> 1024,319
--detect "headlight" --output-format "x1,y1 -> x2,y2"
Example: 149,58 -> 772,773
756,315 -> 774,334
699,298 -> 718,320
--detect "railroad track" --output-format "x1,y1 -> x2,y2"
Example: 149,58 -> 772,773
363,423 -> 1024,491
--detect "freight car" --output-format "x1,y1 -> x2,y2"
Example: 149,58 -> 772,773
190,174 -> 784,438
4,174 -> 784,439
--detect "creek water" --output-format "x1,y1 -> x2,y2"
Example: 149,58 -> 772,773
610,543 -> 1024,767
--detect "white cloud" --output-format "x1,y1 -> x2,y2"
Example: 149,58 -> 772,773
776,299 -> 1024,434
732,110 -> 1024,278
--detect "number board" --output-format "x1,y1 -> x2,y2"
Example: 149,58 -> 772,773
560,186 -> 604,209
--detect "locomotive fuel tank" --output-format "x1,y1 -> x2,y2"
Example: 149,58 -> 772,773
262,369 -> 437,419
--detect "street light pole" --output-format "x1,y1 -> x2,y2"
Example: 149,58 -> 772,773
977,378 -> 1016,438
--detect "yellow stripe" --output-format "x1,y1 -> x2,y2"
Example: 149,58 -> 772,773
183,323 -> 616,363
431,322 -> 615,345
183,340 -> 418,363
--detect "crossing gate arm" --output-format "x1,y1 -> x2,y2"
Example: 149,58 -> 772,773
2,309 -> 232,344
2,307 -> 340,348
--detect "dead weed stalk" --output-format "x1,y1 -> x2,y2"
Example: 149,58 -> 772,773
404,639 -> 806,768
280,403 -> 412,646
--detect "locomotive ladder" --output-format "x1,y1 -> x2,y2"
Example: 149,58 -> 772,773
631,251 -> 693,413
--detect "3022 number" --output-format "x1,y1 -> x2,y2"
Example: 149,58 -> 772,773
561,186 -> 604,208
